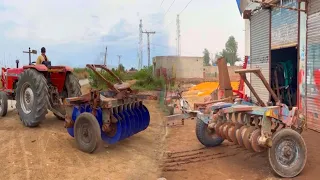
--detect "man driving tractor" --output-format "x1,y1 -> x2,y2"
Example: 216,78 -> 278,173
36,47 -> 49,65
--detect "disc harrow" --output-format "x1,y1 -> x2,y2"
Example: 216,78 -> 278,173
63,64 -> 155,153
195,68 -> 307,178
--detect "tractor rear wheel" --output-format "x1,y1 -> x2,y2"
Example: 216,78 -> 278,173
0,91 -> 8,117
15,69 -> 49,127
53,73 -> 81,120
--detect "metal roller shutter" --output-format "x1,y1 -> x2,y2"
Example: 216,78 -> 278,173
250,9 -> 271,104
307,0 -> 320,132
271,0 -> 298,49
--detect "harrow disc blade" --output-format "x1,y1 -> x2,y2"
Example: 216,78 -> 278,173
123,109 -> 134,137
141,105 -> 150,130
250,129 -> 266,152
128,107 -> 139,135
215,123 -> 223,137
219,124 -> 227,139
227,125 -> 237,143
101,116 -> 122,144
67,106 -> 82,137
224,123 -> 233,142
134,105 -> 144,132
242,126 -> 256,151
118,110 -> 130,140
236,126 -> 247,147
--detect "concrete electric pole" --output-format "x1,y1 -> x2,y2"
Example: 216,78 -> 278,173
139,19 -> 143,70
103,46 -> 107,66
142,30 -> 156,67
176,14 -> 181,57
117,55 -> 122,70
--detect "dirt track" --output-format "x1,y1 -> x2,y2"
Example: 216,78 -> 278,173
0,85 -> 166,180
161,93 -> 320,180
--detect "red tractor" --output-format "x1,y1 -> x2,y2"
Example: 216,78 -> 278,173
0,47 -> 81,127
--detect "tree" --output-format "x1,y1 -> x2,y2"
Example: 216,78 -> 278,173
203,48 -> 210,66
129,67 -> 137,71
216,36 -> 241,65
118,64 -> 125,72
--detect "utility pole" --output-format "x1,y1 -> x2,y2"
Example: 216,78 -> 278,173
103,46 -> 107,66
139,19 -> 143,70
176,14 -> 181,57
142,30 -> 156,67
117,55 -> 122,70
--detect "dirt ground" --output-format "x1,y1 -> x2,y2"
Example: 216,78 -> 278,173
0,85 -> 166,180
161,92 -> 320,180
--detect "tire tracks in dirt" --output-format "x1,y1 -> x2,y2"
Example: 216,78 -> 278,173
162,146 -> 238,172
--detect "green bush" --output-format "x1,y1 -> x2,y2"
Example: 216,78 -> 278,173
88,66 -> 164,91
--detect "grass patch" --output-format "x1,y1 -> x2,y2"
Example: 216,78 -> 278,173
73,68 -> 89,80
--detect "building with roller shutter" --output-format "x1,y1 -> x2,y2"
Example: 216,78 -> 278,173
237,0 -> 320,132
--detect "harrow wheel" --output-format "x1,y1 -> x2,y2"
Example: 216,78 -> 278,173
250,129 -> 266,153
0,91 -> 8,117
268,128 -> 307,178
74,112 -> 101,153
196,118 -> 224,147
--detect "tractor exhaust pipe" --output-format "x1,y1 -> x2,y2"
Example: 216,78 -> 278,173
16,59 -> 19,68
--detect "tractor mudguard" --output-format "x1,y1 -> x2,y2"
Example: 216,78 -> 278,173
64,66 -> 73,72
23,64 -> 48,71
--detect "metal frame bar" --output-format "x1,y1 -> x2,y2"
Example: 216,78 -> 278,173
251,0 -> 307,12
86,64 -> 120,93
235,68 -> 281,106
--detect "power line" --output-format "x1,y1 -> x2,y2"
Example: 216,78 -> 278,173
160,0 -> 165,6
157,0 -> 193,32
164,0 -> 176,16
179,0 -> 193,15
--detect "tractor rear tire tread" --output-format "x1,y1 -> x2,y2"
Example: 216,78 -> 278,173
65,72 -> 82,97
0,91 -> 8,117
53,72 -> 81,120
15,69 -> 49,127
196,118 -> 224,147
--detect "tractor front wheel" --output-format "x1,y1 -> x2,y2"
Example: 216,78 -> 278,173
15,69 -> 49,127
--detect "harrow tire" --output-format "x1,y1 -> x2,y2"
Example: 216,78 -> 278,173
15,69 -> 49,127
0,91 -> 8,117
74,112 -> 101,153
54,72 -> 81,120
268,128 -> 307,178
196,118 -> 223,147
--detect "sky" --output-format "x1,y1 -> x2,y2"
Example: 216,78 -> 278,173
0,0 -> 244,69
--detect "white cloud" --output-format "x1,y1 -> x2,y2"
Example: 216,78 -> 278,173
0,0 -> 245,58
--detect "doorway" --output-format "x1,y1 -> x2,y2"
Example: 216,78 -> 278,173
270,46 -> 298,109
